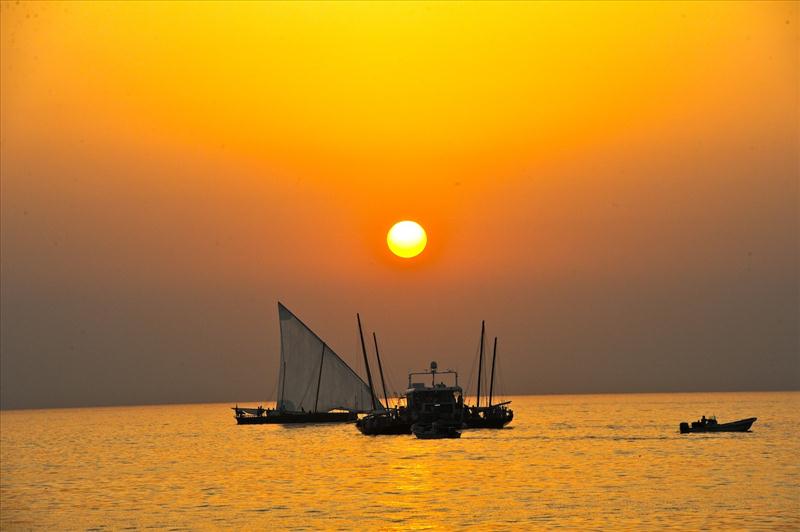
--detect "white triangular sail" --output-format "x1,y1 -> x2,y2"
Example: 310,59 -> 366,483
276,303 -> 380,413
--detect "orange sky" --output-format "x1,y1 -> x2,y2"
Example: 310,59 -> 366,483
1,1 -> 797,408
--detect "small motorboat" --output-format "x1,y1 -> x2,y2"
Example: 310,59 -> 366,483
412,422 -> 461,439
679,416 -> 757,433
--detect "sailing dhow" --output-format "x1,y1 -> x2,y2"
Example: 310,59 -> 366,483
463,321 -> 513,429
233,302 -> 380,424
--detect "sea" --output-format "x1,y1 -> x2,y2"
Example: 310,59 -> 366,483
1,392 -> 798,530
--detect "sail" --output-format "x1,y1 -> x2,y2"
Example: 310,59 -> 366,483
276,303 -> 381,413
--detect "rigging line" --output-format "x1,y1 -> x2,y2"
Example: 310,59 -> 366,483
372,333 -> 389,410
496,350 -> 509,402
463,339 -> 480,402
384,363 -> 401,406
264,363 -> 278,405
262,338 -> 279,405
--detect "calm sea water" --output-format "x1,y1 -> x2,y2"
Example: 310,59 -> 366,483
1,392 -> 798,530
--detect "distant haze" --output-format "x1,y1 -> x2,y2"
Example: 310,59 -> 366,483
1,2 -> 798,409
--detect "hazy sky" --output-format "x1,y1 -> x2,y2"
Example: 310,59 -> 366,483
1,1 -> 797,409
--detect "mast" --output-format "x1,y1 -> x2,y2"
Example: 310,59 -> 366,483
489,336 -> 497,407
313,343 -> 325,413
373,332 -> 390,410
279,360 -> 286,411
357,313 -> 378,411
476,320 -> 485,408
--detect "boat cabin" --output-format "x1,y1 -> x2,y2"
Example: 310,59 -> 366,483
405,361 -> 464,426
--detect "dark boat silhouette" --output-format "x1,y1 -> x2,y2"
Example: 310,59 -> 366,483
463,321 -> 513,429
357,360 -> 465,437
357,408 -> 412,434
679,416 -> 757,433
354,311 -> 466,436
233,407 -> 356,424
233,303 -> 379,425
355,320 -> 412,435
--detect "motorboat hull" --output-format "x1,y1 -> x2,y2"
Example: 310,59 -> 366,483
679,417 -> 756,433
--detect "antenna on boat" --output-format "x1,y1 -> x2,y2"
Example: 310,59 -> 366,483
357,313 -> 378,411
373,332 -> 390,410
489,337 -> 497,407
477,321 -> 485,408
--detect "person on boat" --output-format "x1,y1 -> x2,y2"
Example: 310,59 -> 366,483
701,415 -> 707,425
257,405 -> 264,417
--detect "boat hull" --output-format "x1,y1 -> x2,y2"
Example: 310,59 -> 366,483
679,417 -> 756,433
356,412 -> 412,435
235,411 -> 357,425
463,406 -> 513,429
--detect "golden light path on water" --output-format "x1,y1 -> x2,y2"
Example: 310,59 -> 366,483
1,392 -> 798,529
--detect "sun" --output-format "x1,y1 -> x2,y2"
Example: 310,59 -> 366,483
387,221 -> 427,259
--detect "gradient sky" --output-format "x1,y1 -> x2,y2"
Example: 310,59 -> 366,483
1,1 -> 797,409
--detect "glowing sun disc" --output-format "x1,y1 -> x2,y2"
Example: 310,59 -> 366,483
387,221 -> 427,258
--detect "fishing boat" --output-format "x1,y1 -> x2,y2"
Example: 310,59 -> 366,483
679,416 -> 757,433
233,406 -> 355,424
353,312 -> 466,437
406,362 -> 464,439
355,323 -> 412,435
232,303 -> 380,425
358,359 -> 465,437
463,321 -> 513,429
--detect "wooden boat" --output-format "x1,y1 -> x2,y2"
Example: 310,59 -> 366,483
404,362 -> 465,436
463,321 -> 513,429
355,322 -> 465,436
233,303 -> 380,425
357,408 -> 412,434
355,326 -> 412,435
464,402 -> 514,429
356,361 -> 465,435
679,416 -> 757,433
412,422 -> 461,439
357,359 -> 466,436
233,406 -> 356,424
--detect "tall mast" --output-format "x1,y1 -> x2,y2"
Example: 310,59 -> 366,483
489,337 -> 497,407
373,332 -> 390,410
477,320 -> 485,408
279,360 -> 286,411
357,313 -> 378,411
313,343 -> 325,413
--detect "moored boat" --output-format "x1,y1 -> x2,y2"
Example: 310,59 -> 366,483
357,408 -> 412,434
233,303 -> 380,425
463,321 -> 513,429
679,416 -> 757,433
464,402 -> 514,429
233,406 -> 356,424
354,324 -> 411,435
358,360 -> 465,437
